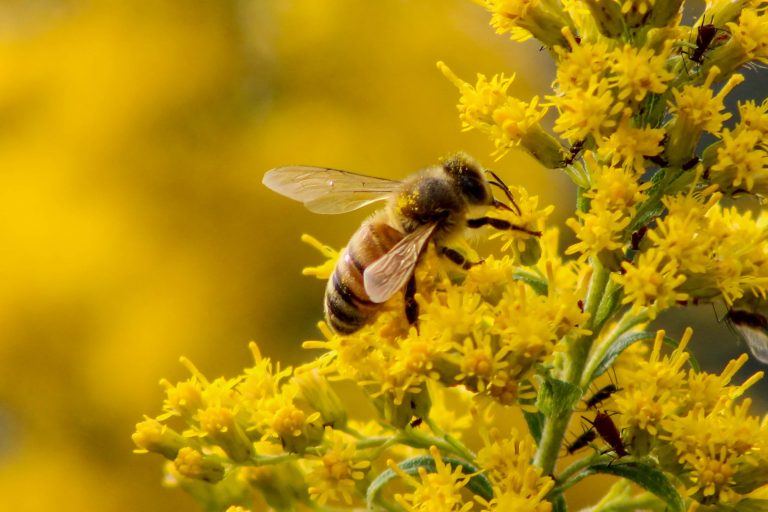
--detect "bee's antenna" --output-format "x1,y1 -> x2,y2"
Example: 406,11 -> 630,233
486,170 -> 521,215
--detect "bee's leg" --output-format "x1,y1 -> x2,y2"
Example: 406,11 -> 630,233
440,246 -> 482,270
467,217 -> 542,236
404,274 -> 419,328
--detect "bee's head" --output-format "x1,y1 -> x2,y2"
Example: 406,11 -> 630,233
442,153 -> 493,206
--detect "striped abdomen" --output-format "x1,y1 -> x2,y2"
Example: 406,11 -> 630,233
325,219 -> 404,333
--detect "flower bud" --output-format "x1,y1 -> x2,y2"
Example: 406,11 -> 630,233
293,368 -> 348,430
243,462 -> 309,510
132,417 -> 187,460
580,0 -> 624,38
174,447 -> 225,483
372,387 -> 431,429
521,126 -> 569,169
198,406 -> 253,463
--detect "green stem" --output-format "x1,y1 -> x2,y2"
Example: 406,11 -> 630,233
425,417 -> 476,461
567,260 -> 609,382
533,261 -> 610,475
403,424 -> 475,462
248,452 -> 299,466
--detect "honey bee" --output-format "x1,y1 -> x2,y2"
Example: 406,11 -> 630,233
263,153 -> 539,333
725,309 -> 768,364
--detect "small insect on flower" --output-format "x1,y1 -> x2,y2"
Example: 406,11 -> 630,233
263,153 -> 540,334
565,428 -> 597,455
584,383 -> 621,410
584,411 -> 628,458
685,18 -> 729,65
725,309 -> 768,364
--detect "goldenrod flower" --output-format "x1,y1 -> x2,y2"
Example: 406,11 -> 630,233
615,249 -> 688,317
609,42 -> 674,103
482,0 -> 574,47
132,417 -> 187,460
665,68 -> 744,166
305,427 -> 371,506
595,115 -> 666,171
439,62 -> 565,167
551,77 -> 623,142
704,8 -> 768,78
174,447 -> 225,483
389,445 -> 474,512
566,209 -> 631,262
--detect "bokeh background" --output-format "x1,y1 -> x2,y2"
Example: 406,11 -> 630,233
0,1 -> 763,510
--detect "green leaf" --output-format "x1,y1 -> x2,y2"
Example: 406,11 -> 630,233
551,493 -> 567,512
592,331 -> 699,379
537,377 -> 582,418
366,455 -> 494,510
592,332 -> 654,379
585,462 -> 684,512
523,409 -> 545,443
512,271 -> 548,295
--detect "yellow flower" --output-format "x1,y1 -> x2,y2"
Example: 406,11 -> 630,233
482,0 -> 573,47
595,117 -> 666,171
709,127 -> 768,193
197,405 -> 253,463
584,159 -> 651,211
553,28 -> 613,92
551,77 -> 624,142
608,42 -> 674,103
665,68 -> 744,166
439,62 -> 563,165
301,233 -> 339,280
475,431 -> 553,511
173,447 -> 225,483
389,445 -> 474,512
132,417 -> 187,460
614,249 -> 688,317
305,427 -> 371,506
566,208 -> 631,261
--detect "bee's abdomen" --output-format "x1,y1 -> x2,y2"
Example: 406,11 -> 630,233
325,221 -> 403,334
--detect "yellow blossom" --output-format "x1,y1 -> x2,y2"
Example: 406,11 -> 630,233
665,68 -> 744,166
709,128 -> 768,194
595,117 -> 666,171
551,78 -> 623,142
305,428 -> 371,506
174,447 -> 225,483
609,42 -> 675,103
482,0 -> 573,47
566,208 -> 631,260
614,249 -> 689,317
389,445 -> 474,512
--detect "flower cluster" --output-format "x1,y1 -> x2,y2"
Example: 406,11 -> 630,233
607,329 -> 768,504
135,1 -> 768,511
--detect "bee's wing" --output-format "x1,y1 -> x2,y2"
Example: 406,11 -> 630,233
363,223 -> 437,304
726,310 -> 768,364
732,323 -> 768,364
263,166 -> 400,214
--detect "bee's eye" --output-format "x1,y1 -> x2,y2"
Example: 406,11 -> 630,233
458,174 -> 488,204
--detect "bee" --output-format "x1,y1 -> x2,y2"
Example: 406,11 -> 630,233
725,309 -> 768,364
263,153 -> 539,334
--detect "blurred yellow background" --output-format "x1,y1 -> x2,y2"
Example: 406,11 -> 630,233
0,1 -> 564,510
0,1 -> 762,511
